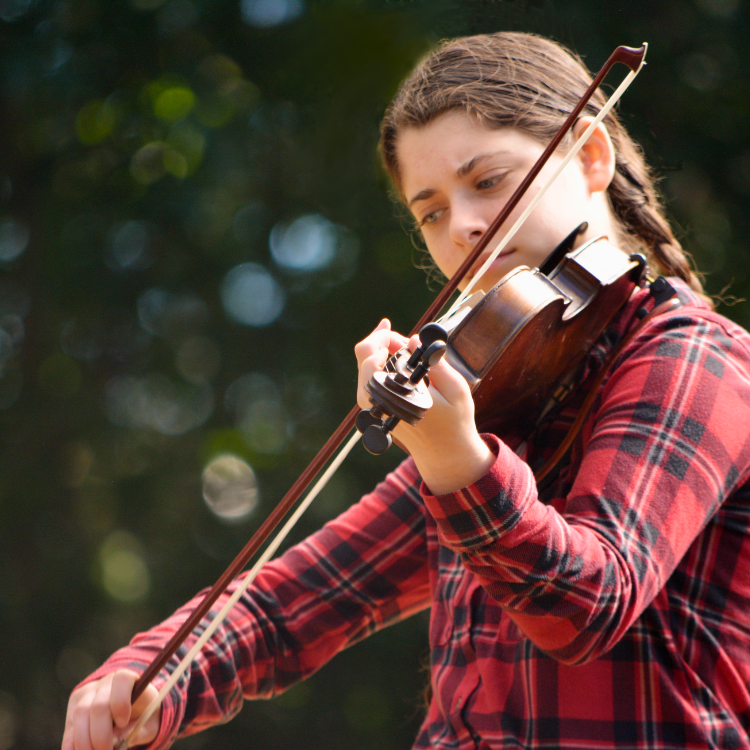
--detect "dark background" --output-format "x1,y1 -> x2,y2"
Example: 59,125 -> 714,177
1,0 -> 748,748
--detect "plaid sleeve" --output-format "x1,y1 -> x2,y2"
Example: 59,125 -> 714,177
422,307 -> 750,665
79,457 -> 430,749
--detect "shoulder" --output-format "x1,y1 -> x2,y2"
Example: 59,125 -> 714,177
615,278 -> 750,370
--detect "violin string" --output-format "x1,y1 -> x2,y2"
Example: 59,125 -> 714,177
115,429 -> 363,750
437,49 -> 647,327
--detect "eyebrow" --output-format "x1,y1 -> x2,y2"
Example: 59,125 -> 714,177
407,151 -> 512,208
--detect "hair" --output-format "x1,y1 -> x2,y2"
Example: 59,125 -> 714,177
380,31 -> 706,297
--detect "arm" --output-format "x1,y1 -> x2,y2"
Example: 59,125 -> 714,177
421,308 -> 750,664
64,458 -> 430,750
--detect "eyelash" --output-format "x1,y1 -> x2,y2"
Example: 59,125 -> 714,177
419,208 -> 444,227
476,173 -> 505,190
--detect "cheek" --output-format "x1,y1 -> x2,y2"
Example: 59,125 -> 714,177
423,238 -> 454,276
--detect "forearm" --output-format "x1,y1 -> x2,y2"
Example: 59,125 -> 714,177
76,459 -> 431,746
422,309 -> 750,663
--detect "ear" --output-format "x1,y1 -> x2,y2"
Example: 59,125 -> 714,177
572,116 -> 616,194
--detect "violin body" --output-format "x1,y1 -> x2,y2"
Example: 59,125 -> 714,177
444,237 -> 645,434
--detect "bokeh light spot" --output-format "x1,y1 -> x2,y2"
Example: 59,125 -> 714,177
106,220 -> 151,271
163,147 -> 189,178
105,373 -> 214,435
221,263 -> 285,327
154,86 -> 196,122
130,142 -> 167,184
75,100 -> 116,144
167,122 -> 206,174
202,454 -> 259,521
0,218 -> 29,262
60,318 -> 104,361
225,372 -> 289,454
198,53 -> 242,86
137,288 -> 208,339
240,0 -> 303,28
0,315 -> 23,348
98,531 -> 150,603
60,441 -> 96,488
681,53 -> 721,92
0,0 -> 34,22
270,213 -> 337,272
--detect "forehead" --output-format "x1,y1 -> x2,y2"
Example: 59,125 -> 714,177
395,111 -> 538,196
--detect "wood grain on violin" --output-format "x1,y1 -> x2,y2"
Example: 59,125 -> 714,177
445,237 -> 645,432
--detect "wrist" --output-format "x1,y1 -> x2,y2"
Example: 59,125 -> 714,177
415,431 -> 495,495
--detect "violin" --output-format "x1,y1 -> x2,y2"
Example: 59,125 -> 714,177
356,231 -> 646,455
115,42 -> 651,748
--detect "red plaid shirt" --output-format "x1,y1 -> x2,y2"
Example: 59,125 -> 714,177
88,280 -> 750,749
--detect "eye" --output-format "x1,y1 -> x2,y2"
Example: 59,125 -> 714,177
476,174 -> 503,190
419,207 -> 445,227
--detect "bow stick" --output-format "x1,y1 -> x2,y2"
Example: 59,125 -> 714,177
117,41 -> 647,749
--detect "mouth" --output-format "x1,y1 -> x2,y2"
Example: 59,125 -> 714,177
467,248 -> 515,279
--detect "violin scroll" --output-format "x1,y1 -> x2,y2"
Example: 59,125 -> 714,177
356,323 -> 448,454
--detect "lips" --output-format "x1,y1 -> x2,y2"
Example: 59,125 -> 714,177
467,248 -> 515,279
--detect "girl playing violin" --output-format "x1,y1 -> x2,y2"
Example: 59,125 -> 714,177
63,31 -> 750,750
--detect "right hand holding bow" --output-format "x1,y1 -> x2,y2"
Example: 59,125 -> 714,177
62,670 -> 160,750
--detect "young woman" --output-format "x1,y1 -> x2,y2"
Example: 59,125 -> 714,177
62,32 -> 750,750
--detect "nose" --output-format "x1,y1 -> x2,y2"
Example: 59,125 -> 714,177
448,201 -> 488,251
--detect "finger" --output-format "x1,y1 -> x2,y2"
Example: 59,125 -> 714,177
387,330 -> 410,353
424,358 -> 472,407
108,683 -> 161,749
62,689 -> 86,750
354,321 -> 408,364
130,680 -> 160,721
89,677 -> 118,750
110,671 -> 138,729
71,688 -> 96,750
356,348 -> 390,410
122,706 -> 160,748
354,320 -> 391,364
61,721 -> 73,750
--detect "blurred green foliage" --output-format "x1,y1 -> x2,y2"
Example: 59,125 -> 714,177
0,0 -> 748,748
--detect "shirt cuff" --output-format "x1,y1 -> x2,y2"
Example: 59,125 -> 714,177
420,433 -> 537,551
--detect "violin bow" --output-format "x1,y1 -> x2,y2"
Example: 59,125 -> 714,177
117,42 -> 647,749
